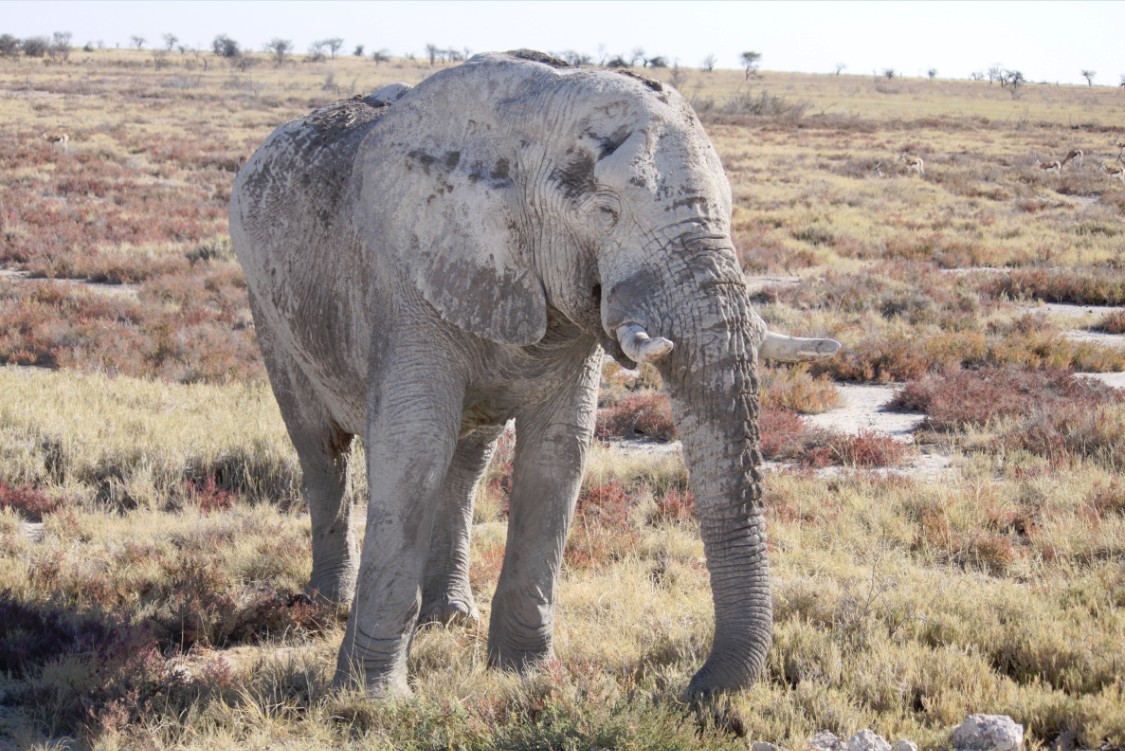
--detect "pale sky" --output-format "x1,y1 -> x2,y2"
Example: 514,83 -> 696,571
6,1 -> 1123,85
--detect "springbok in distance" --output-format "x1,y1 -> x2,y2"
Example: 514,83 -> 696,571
1100,160 -> 1125,184
1034,155 -> 1062,174
898,152 -> 924,176
40,130 -> 69,153
1115,140 -> 1125,160
1062,149 -> 1083,168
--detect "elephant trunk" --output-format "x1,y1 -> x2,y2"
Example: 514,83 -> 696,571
652,253 -> 772,695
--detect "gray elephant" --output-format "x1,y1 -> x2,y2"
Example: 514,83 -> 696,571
229,50 -> 838,699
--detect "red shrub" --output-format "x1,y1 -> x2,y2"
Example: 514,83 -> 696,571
889,366 -> 1119,431
834,430 -> 910,468
651,488 -> 695,524
1094,309 -> 1125,335
0,483 -> 62,521
759,409 -> 908,468
595,391 -> 676,441
183,474 -> 235,513
979,268 -> 1125,306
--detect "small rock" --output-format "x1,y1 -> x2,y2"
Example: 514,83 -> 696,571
809,731 -> 846,751
894,741 -> 919,751
752,742 -> 781,751
848,730 -> 891,751
950,714 -> 1024,751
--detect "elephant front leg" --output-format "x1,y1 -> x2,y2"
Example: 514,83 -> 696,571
335,360 -> 464,698
420,425 -> 504,626
487,354 -> 600,669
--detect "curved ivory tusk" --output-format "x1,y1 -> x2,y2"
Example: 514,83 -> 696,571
758,331 -> 841,362
616,323 -> 674,364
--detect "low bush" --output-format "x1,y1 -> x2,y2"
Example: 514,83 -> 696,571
1092,309 -> 1125,334
980,268 -> 1125,306
889,366 -> 1118,431
595,391 -> 676,441
759,408 -> 909,468
0,482 -> 61,521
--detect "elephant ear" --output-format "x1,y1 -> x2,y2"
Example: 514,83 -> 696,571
355,112 -> 547,346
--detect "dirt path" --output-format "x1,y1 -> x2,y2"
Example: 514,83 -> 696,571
0,268 -> 141,300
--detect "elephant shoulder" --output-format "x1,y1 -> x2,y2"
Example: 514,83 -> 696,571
303,97 -> 391,146
235,98 -> 391,220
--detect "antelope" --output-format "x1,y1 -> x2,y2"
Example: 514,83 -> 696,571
898,152 -> 924,176
1100,160 -> 1125,184
1034,156 -> 1061,174
40,130 -> 69,153
1062,149 -> 1083,168
1115,140 -> 1125,160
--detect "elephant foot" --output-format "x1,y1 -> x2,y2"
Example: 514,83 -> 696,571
305,567 -> 356,610
302,583 -> 353,618
332,664 -> 413,700
486,641 -> 554,673
417,597 -> 478,628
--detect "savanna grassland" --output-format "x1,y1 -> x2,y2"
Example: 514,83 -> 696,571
1,49 -> 1124,751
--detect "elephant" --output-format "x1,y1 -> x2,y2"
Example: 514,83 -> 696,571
229,50 -> 839,699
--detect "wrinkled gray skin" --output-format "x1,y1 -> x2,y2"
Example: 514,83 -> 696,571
230,51 -> 829,699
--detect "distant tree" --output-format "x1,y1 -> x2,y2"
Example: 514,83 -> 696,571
371,49 -> 389,65
558,50 -> 590,66
425,43 -> 439,66
606,55 -> 629,68
353,44 -> 364,57
1081,69 -> 1096,86
970,71 -> 984,81
266,38 -> 292,66
740,50 -> 762,79
834,63 -> 846,76
629,47 -> 646,67
49,31 -> 71,61
0,34 -> 20,58
645,55 -> 667,69
324,38 -> 344,58
22,36 -> 49,57
1120,74 -> 1125,89
881,67 -> 896,79
987,64 -> 1002,85
308,40 -> 327,61
1001,69 -> 1024,98
162,33 -> 177,51
701,53 -> 716,72
212,34 -> 240,58
130,35 -> 145,50
669,63 -> 687,88
927,68 -> 937,79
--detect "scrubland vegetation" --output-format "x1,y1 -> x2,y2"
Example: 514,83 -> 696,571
1,49 -> 1123,749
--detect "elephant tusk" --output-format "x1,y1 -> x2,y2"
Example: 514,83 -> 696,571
616,323 -> 675,364
758,331 -> 841,362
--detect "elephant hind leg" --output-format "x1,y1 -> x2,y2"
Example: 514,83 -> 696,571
419,425 -> 504,627
251,304 -> 358,607
297,418 -> 358,608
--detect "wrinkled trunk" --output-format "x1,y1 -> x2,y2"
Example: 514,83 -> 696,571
658,258 -> 772,695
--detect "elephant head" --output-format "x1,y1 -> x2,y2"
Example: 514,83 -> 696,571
348,51 -> 837,695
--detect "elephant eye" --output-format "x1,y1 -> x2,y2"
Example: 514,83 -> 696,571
589,193 -> 621,230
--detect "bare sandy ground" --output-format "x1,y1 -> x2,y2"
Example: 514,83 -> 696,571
0,268 -> 140,300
